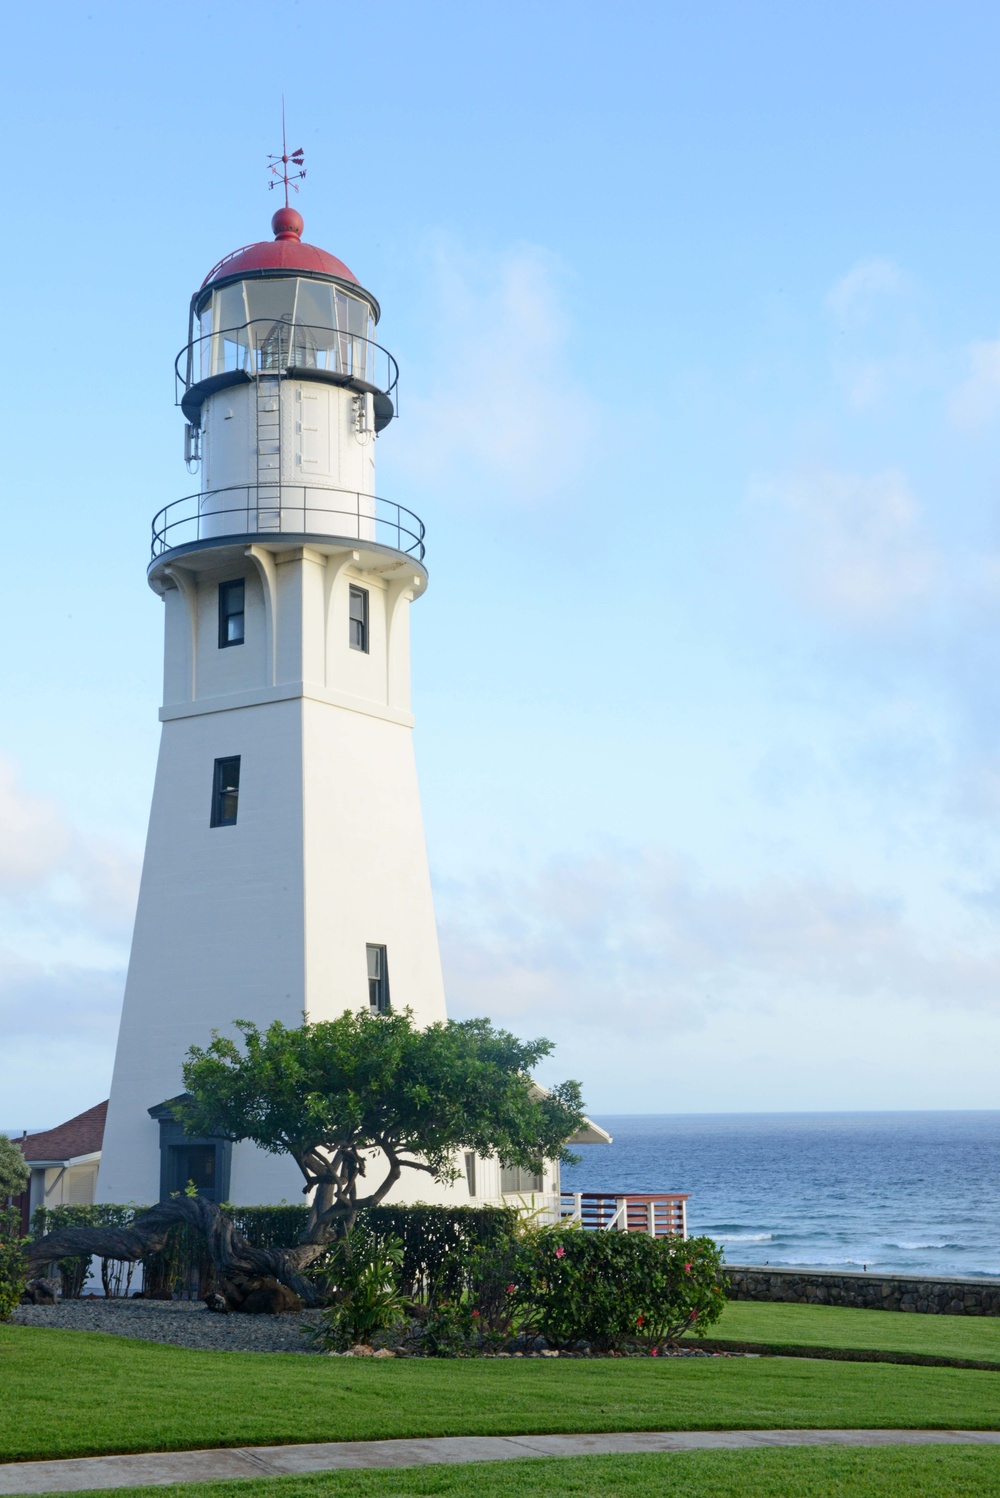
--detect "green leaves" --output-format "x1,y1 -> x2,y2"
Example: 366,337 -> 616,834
514,1231 -> 728,1351
0,1136 -> 28,1199
177,1009 -> 586,1241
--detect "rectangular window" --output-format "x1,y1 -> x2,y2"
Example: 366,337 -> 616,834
211,756 -> 241,827
218,579 -> 245,648
500,1164 -> 545,1195
464,1152 -> 477,1197
366,943 -> 389,1013
349,585 -> 369,652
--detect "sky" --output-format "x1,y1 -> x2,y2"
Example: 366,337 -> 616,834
4,0 -> 1000,1126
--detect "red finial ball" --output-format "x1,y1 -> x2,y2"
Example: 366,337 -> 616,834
272,206 -> 304,242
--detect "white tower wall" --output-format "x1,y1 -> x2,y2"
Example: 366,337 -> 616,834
99,532 -> 449,1206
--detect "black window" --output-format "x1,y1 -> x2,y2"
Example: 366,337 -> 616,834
349,585 -> 369,652
211,756 -> 241,827
168,1144 -> 217,1198
367,943 -> 389,1013
219,579 -> 245,648
464,1152 -> 477,1197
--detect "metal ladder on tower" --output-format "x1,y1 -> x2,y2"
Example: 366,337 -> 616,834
253,322 -> 285,531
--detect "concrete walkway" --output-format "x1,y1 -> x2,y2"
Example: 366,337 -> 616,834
3,1430 -> 1000,1494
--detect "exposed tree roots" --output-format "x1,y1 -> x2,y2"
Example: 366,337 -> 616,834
24,1196 -> 324,1309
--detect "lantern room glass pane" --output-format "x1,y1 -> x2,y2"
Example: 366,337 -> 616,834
293,279 -> 335,331
244,279 -> 296,324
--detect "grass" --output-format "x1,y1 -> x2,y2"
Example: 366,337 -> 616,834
4,1324 -> 1000,1463
702,1300 -> 1000,1363
47,1448 -> 1000,1498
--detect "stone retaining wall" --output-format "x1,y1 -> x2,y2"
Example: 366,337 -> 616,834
725,1263 -> 1000,1316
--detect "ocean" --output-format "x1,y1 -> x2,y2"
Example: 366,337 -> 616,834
560,1112 -> 1000,1278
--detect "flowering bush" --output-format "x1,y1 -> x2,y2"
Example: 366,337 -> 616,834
514,1230 -> 726,1351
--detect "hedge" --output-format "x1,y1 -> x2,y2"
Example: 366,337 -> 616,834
28,1202 -> 518,1302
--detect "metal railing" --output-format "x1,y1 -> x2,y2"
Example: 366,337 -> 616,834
559,1191 -> 689,1239
150,483 -> 425,562
175,319 -> 399,409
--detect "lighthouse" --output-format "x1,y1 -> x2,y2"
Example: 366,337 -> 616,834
97,185 -> 456,1207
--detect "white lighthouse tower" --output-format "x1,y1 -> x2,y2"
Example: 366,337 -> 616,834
97,185 -> 452,1207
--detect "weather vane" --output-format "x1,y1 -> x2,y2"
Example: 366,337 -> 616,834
268,100 -> 305,206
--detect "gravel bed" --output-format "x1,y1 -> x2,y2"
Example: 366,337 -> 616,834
10,1300 -> 740,1358
11,1298 -> 326,1354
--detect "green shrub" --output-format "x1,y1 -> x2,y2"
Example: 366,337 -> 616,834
420,1299 -> 478,1356
223,1203 -> 310,1249
0,1208 -> 27,1318
359,1204 -> 520,1306
515,1230 -> 727,1351
309,1233 -> 406,1350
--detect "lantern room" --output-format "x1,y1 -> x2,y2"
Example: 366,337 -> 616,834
154,207 -> 418,569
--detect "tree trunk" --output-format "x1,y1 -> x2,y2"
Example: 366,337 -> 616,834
25,1197 -> 325,1309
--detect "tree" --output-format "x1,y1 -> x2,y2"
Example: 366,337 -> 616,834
0,1135 -> 28,1201
177,1010 -> 585,1262
26,1011 -> 585,1306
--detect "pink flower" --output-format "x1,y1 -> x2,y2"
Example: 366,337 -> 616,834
471,1309 -> 480,1318
507,1284 -> 517,1293
684,1263 -> 692,1273
636,1314 -> 645,1328
555,1246 -> 565,1259
690,1310 -> 698,1320
650,1346 -> 659,1357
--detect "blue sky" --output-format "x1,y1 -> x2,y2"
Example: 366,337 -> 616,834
4,0 -> 1000,1126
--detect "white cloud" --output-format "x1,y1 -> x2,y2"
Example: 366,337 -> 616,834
389,239 -> 603,504
826,257 -> 909,325
752,468 -> 937,628
0,758 -> 72,892
949,334 -> 1000,428
0,755 -> 137,1089
438,848 -> 1000,1074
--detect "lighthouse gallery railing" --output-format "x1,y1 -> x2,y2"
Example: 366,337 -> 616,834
175,320 -> 399,411
151,484 -> 425,562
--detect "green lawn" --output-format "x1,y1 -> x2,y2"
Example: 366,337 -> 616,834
4,1326 -> 1000,1464
701,1300 -> 1000,1362
51,1448 -> 1000,1498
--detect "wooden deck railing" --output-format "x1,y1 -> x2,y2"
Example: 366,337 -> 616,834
559,1191 -> 689,1239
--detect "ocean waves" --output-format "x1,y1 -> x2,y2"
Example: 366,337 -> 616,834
560,1111 -> 1000,1277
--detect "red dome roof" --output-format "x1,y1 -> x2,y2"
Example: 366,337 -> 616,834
201,208 -> 358,289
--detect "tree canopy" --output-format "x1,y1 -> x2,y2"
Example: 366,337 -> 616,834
0,1134 -> 29,1200
177,1010 -> 586,1244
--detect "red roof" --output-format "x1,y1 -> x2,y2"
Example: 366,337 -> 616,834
17,1101 -> 107,1164
201,206 -> 358,290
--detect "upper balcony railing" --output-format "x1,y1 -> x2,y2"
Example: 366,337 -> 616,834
150,483 -> 425,564
559,1192 -> 689,1239
175,319 -> 400,412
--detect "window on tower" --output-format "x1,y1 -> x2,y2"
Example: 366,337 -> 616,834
211,756 -> 241,827
349,586 -> 369,652
218,579 -> 245,648
366,944 -> 390,1013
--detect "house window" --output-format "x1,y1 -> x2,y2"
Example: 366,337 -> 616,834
349,585 -> 369,652
500,1164 -> 544,1195
218,579 -> 245,648
464,1152 -> 477,1197
211,756 -> 241,827
366,943 -> 389,1013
